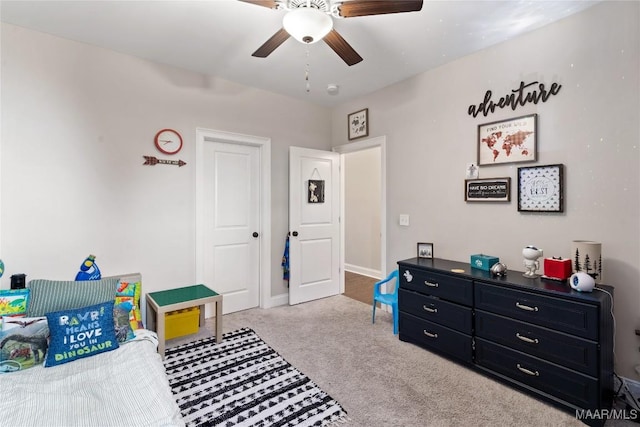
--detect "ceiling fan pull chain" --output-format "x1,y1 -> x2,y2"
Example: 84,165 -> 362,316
305,48 -> 310,92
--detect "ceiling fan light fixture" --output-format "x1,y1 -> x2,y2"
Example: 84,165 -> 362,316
283,8 -> 333,44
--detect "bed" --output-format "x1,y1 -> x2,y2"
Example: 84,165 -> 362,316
0,273 -> 184,427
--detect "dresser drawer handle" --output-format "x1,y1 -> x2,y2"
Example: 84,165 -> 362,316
423,330 -> 438,339
422,305 -> 438,313
515,302 -> 538,312
517,363 -> 539,377
424,281 -> 439,287
516,333 -> 539,344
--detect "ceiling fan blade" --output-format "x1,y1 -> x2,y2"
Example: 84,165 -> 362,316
252,28 -> 290,58
337,0 -> 423,18
323,29 -> 363,66
238,0 -> 279,9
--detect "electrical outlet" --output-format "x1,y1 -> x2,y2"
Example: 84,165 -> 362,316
399,214 -> 410,226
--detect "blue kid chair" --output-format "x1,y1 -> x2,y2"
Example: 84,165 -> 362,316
372,270 -> 400,334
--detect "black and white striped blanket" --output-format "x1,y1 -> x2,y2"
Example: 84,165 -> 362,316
164,328 -> 348,427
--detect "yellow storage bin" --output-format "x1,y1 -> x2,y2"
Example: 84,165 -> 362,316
165,307 -> 200,340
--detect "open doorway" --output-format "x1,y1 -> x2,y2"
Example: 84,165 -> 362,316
334,136 -> 386,306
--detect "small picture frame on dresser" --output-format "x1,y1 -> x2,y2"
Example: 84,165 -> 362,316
417,242 -> 434,259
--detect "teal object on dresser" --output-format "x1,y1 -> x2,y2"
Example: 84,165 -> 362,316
470,254 -> 499,271
397,257 -> 614,426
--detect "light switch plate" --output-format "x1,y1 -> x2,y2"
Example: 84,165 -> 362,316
399,214 -> 410,226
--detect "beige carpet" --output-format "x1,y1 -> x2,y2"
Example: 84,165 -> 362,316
166,294 -> 634,427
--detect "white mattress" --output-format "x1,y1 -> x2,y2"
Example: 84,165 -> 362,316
0,330 -> 184,427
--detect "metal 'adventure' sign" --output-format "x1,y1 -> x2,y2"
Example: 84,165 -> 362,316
468,80 -> 561,118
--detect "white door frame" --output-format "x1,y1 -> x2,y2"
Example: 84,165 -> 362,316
333,135 -> 387,294
195,128 -> 271,310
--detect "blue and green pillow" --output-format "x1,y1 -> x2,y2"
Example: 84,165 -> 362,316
45,300 -> 119,367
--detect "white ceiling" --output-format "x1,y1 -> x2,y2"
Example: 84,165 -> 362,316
0,0 -> 601,107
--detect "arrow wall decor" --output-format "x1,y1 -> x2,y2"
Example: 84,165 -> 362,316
143,155 -> 186,167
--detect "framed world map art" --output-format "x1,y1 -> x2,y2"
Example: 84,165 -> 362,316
477,114 -> 537,166
517,164 -> 564,212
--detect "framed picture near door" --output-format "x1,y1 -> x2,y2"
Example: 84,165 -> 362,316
348,108 -> 369,140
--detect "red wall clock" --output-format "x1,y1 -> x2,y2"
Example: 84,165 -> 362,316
154,129 -> 183,155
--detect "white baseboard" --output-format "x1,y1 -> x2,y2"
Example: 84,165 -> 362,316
262,268 -> 385,310
345,264 -> 382,280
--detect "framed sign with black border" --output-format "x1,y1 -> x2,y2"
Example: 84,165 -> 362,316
308,180 -> 325,203
517,164 -> 564,212
465,177 -> 511,202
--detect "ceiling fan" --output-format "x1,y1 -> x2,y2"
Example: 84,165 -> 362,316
240,0 -> 423,66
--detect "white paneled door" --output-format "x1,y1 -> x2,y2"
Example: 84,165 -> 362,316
289,147 -> 341,305
202,141 -> 260,314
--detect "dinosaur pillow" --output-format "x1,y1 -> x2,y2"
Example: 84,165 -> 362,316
45,300 -> 119,367
0,290 -> 30,326
0,316 -> 49,373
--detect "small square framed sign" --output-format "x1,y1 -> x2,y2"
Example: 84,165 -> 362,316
517,164 -> 564,212
348,108 -> 369,140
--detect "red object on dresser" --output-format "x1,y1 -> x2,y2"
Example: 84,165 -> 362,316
544,257 -> 572,280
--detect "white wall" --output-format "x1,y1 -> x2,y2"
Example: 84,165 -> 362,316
0,23 -> 332,303
2,1 -> 639,381
332,2 -> 640,378
344,147 -> 381,277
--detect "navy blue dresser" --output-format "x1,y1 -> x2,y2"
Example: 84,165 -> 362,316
398,257 -> 614,424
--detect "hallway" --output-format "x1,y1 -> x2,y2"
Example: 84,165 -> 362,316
343,271 -> 377,306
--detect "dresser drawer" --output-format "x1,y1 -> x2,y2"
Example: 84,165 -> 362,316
475,310 -> 599,376
476,338 -> 599,409
399,288 -> 472,334
399,312 -> 472,364
400,267 -> 473,306
475,282 -> 598,340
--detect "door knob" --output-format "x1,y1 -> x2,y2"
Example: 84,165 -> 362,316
292,231 -> 299,237
252,232 -> 259,238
